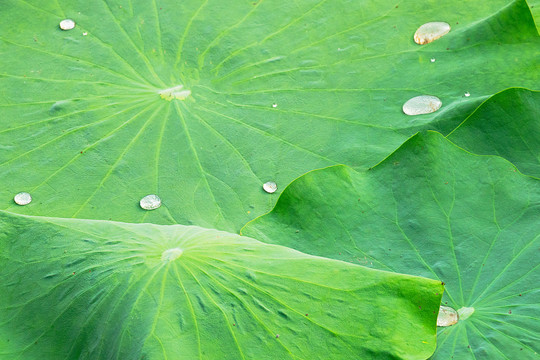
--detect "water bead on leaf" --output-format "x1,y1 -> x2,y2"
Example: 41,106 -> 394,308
14,192 -> 32,206
263,181 -> 278,194
414,22 -> 451,45
436,306 -> 458,327
402,95 -> 442,115
59,19 -> 76,31
140,194 -> 161,210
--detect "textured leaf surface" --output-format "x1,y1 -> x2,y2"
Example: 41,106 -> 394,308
0,211 -> 443,360
1,0 -> 538,231
448,88 -> 540,178
243,132 -> 540,359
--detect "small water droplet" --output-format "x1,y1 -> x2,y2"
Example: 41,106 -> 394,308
414,22 -> 451,45
402,95 -> 442,115
14,192 -> 32,206
263,181 -> 277,194
82,32 -> 88,36
437,306 -> 458,327
140,194 -> 161,210
59,19 -> 76,31
161,248 -> 183,261
430,58 -> 436,63
464,92 -> 470,97
272,103 -> 277,108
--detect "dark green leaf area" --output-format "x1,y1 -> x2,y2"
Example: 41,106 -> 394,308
243,132 -> 540,359
448,88 -> 540,178
0,212 -> 442,360
0,0 -> 538,231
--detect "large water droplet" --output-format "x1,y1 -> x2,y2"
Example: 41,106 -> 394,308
437,306 -> 459,327
414,22 -> 451,45
14,192 -> 32,206
161,248 -> 183,261
263,181 -> 277,194
402,95 -> 442,115
140,194 -> 161,210
59,19 -> 76,31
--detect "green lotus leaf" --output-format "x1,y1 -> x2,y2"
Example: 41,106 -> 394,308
447,88 -> 540,178
1,0 -> 538,231
242,132 -> 540,359
0,211 -> 443,359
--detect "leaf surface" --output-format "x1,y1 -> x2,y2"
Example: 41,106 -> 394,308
0,211 -> 443,360
448,88 -> 540,178
0,0 -> 538,231
243,132 -> 540,359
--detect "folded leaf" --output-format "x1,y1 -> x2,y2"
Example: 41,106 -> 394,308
243,132 -> 540,359
0,212 -> 443,359
1,0 -> 538,231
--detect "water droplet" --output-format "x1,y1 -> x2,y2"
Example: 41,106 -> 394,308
464,92 -> 470,97
14,192 -> 32,206
139,194 -> 161,210
272,103 -> 278,108
82,32 -> 88,36
414,22 -> 451,45
437,306 -> 458,327
59,19 -> 76,31
430,58 -> 436,63
402,95 -> 442,115
263,181 -> 277,194
161,248 -> 183,261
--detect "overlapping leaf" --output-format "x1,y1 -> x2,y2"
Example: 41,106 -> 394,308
243,132 -> 540,359
0,212 -> 443,359
447,88 -> 540,178
0,0 -> 538,231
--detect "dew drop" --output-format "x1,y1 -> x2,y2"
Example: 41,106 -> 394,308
430,58 -> 436,63
139,194 -> 161,210
59,19 -> 76,31
14,192 -> 32,206
161,247 -> 183,261
82,32 -> 88,36
263,181 -> 277,194
272,103 -> 278,108
436,306 -> 458,327
464,92 -> 470,97
414,22 -> 451,45
402,95 -> 442,115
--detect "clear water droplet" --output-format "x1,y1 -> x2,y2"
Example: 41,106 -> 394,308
14,192 -> 32,206
140,194 -> 161,210
272,103 -> 278,108
82,32 -> 88,36
402,95 -> 442,115
414,22 -> 451,45
437,306 -> 458,327
464,92 -> 470,97
59,19 -> 76,31
263,181 -> 277,194
161,248 -> 183,261
430,58 -> 436,63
